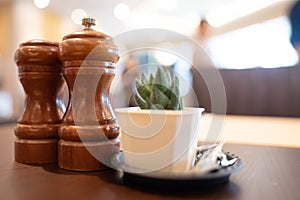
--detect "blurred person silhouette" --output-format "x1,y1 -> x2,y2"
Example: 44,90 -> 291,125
190,19 -> 216,109
289,0 -> 300,64
193,18 -> 215,69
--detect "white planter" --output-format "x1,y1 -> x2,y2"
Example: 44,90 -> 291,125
115,107 -> 204,173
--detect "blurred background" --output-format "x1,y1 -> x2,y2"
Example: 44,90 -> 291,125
0,0 -> 299,121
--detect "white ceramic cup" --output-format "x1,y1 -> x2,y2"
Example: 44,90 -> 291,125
115,107 -> 204,173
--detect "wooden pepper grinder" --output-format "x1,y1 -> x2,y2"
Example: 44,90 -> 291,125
58,17 -> 120,171
14,40 -> 64,164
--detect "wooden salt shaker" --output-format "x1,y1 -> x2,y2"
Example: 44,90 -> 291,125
14,40 -> 64,164
58,17 -> 120,171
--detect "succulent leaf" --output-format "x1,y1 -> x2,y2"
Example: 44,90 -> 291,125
152,85 -> 169,107
179,97 -> 183,110
134,66 -> 183,110
149,74 -> 154,84
166,88 -> 179,110
165,69 -> 172,87
141,73 -> 148,85
150,104 -> 164,110
135,93 -> 148,109
154,66 -> 168,89
136,80 -> 151,100
171,76 -> 179,93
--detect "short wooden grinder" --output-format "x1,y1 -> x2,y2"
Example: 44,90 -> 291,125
57,17 -> 120,171
14,40 -> 64,164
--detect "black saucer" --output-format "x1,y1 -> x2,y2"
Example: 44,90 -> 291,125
111,151 -> 243,188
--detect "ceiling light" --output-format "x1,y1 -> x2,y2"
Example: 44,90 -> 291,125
158,0 -> 178,11
154,50 -> 178,67
71,9 -> 87,25
114,3 -> 130,21
33,0 -> 51,9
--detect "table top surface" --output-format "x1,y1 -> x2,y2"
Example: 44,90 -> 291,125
1,115 -> 300,200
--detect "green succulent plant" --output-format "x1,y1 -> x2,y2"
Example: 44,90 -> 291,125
134,66 -> 183,110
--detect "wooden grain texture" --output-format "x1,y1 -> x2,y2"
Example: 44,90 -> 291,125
58,139 -> 119,171
57,20 -> 120,171
14,39 -> 64,164
1,124 -> 299,200
14,138 -> 57,164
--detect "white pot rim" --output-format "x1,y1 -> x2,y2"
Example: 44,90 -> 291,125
115,107 -> 205,115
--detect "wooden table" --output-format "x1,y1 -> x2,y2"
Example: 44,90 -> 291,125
1,116 -> 300,200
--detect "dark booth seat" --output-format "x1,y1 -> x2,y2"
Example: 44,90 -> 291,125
192,66 -> 300,117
